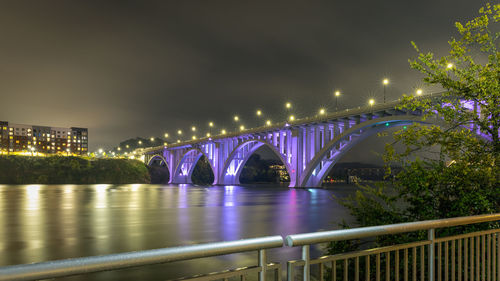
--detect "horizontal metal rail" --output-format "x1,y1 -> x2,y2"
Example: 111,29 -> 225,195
1,213 -> 498,281
285,213 -> 500,246
0,235 -> 283,281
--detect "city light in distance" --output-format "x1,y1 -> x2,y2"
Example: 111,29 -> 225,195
177,140 -> 180,143
98,148 -> 103,153
335,90 -> 340,97
150,137 -> 154,142
126,145 -> 129,148
117,147 -> 121,151
138,140 -> 142,145
177,130 -> 182,135
163,142 -> 167,146
192,136 -> 196,140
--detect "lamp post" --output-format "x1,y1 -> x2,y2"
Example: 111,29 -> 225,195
208,122 -> 214,135
285,102 -> 292,122
256,109 -> 262,127
319,108 -> 326,116
383,78 -> 389,103
334,91 -> 340,111
416,89 -> 423,96
234,115 -> 239,132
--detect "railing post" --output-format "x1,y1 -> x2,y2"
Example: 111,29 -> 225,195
259,249 -> 267,281
302,245 -> 310,281
428,228 -> 435,281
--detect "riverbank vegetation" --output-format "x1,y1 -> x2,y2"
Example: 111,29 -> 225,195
0,155 -> 150,184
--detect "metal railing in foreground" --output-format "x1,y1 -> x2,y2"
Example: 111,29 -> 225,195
0,235 -> 284,281
0,214 -> 498,281
285,213 -> 500,281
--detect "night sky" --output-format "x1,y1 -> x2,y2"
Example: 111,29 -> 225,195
0,1 -> 486,162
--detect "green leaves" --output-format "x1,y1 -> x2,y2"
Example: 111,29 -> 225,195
327,4 -> 499,255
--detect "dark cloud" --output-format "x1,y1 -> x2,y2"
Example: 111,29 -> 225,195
0,0 -> 487,160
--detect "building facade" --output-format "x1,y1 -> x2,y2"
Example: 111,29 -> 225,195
0,121 -> 88,156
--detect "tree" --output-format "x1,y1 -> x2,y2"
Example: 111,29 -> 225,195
329,3 -> 500,254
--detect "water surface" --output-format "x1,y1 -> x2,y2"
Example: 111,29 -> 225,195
0,184 -> 357,280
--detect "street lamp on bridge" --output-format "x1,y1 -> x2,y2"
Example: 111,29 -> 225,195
383,78 -> 389,103
334,90 -> 341,111
208,121 -> 214,135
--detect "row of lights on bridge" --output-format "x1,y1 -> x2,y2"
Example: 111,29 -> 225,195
114,67 -> 456,153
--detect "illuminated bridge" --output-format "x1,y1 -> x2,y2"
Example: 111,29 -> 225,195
140,94 -> 454,187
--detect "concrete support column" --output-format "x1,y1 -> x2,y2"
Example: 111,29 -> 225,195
314,125 -> 321,154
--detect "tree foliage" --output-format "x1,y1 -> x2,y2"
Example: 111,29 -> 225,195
0,156 -> 151,184
328,4 -> 500,257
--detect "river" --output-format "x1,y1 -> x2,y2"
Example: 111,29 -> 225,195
0,184 -> 358,280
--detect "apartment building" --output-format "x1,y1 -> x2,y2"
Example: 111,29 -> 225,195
0,121 -> 88,156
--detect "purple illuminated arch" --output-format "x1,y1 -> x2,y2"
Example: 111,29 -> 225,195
171,148 -> 216,184
219,139 -> 292,185
299,116 -> 429,187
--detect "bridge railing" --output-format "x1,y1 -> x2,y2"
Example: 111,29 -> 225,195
141,92 -> 448,155
0,213 -> 497,281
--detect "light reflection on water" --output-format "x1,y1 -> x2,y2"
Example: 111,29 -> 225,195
0,184 -> 357,280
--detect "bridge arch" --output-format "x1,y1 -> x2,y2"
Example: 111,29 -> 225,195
299,116 -> 429,187
147,155 -> 168,168
172,148 -> 216,184
219,139 -> 292,185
